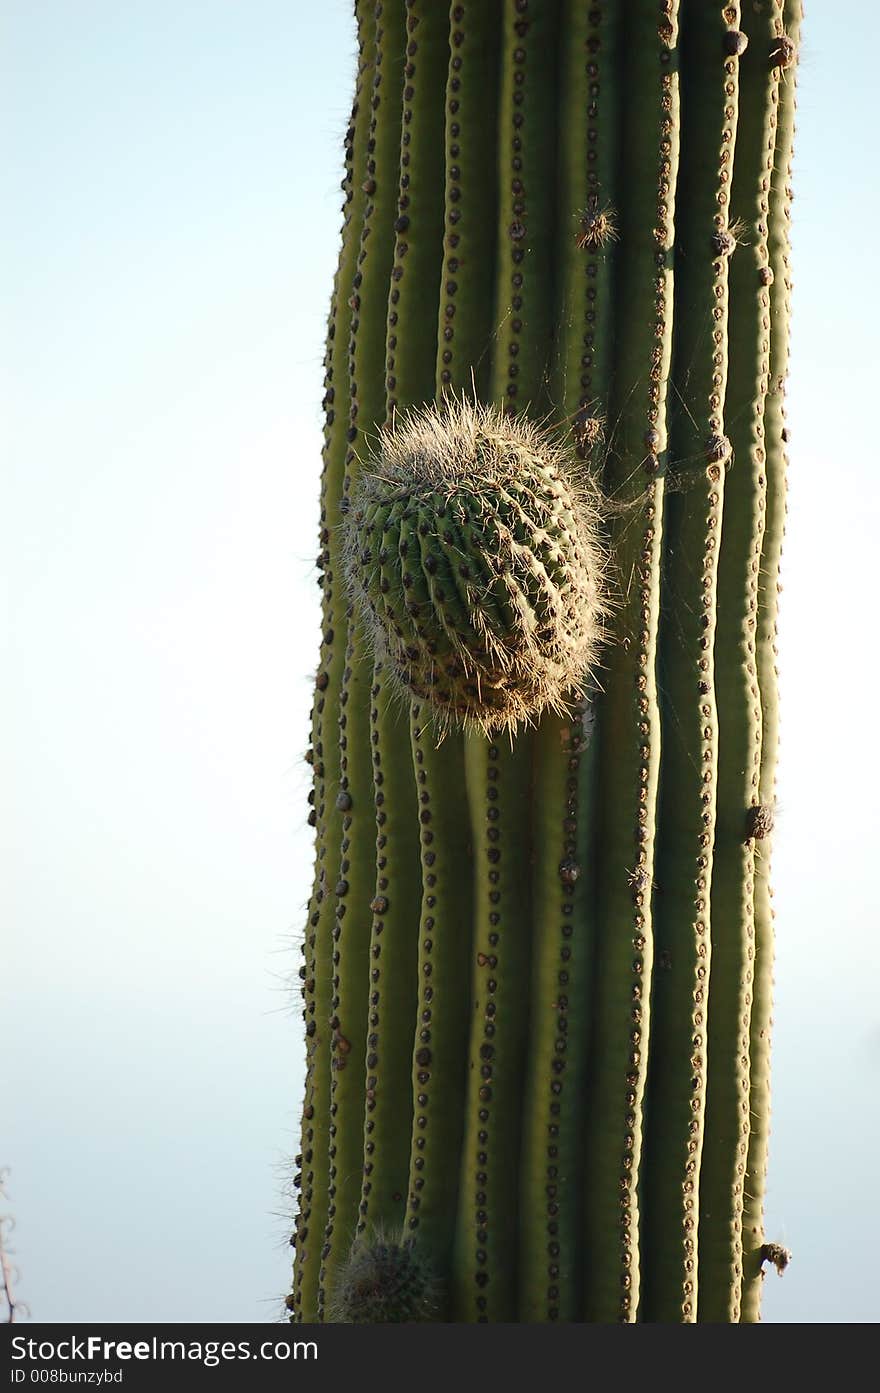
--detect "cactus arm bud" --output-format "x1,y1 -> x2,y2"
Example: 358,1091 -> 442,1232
329,1230 -> 439,1323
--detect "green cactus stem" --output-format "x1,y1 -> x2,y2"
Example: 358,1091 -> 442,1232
293,0 -> 800,1324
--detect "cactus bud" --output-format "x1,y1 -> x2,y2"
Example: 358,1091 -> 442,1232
329,1231 -> 439,1323
343,397 -> 609,733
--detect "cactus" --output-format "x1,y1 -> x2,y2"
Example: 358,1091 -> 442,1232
291,0 -> 801,1323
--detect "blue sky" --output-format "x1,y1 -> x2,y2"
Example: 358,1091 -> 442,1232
2,1 -> 877,1324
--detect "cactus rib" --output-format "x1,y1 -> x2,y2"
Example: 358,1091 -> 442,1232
291,6 -> 374,1321
740,0 -> 803,1324
697,0 -> 783,1324
319,0 -> 406,1316
517,0 -> 620,1324
355,0 -> 450,1246
453,0 -> 562,1319
643,0 -> 742,1323
584,0 -> 681,1323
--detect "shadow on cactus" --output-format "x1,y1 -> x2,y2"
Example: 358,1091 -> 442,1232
342,397 -> 610,734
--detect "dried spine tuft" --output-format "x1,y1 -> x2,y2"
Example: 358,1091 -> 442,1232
575,202 -> 619,251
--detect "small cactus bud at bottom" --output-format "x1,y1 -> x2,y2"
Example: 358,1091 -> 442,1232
328,1231 -> 439,1323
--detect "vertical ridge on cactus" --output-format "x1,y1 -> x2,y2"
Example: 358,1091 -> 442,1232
582,0 -> 679,1322
353,0 -> 449,1254
450,0 -> 558,1319
292,5 -> 375,1322
693,0 -> 784,1324
739,0 -> 803,1325
641,0 -> 741,1323
317,0 -> 409,1315
292,0 -> 801,1324
520,1 -> 618,1324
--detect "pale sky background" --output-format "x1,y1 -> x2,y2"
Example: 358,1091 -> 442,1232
2,1 -> 877,1325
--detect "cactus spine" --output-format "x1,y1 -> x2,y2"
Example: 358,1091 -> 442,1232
292,0 -> 801,1323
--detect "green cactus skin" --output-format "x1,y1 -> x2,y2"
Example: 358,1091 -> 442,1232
292,0 -> 800,1324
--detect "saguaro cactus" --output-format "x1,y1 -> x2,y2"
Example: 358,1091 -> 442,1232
291,0 -> 800,1323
